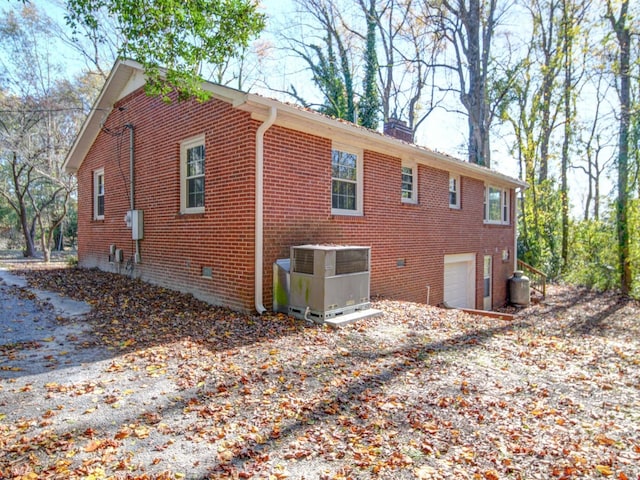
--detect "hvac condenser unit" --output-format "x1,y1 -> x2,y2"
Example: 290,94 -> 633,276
288,245 -> 371,322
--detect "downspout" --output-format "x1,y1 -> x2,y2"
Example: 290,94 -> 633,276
514,187 -> 519,273
255,107 -> 277,314
126,123 -> 134,211
125,123 -> 140,263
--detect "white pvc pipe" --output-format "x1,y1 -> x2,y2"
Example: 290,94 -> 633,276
255,107 -> 277,314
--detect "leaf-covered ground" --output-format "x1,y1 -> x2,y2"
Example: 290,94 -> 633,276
0,264 -> 639,479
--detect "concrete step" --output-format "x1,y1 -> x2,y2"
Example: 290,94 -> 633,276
324,308 -> 383,328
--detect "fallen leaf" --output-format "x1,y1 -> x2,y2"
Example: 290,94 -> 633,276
596,465 -> 613,476
595,434 -> 616,446
134,425 -> 150,439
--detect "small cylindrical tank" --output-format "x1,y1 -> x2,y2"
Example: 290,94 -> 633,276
510,270 -> 530,307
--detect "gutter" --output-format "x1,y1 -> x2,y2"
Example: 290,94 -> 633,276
255,106 -> 277,314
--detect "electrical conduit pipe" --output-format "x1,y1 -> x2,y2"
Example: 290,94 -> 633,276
255,106 -> 277,314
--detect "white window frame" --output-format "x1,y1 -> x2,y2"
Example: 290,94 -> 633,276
180,134 -> 206,214
93,168 -> 105,220
449,174 -> 460,209
484,185 -> 510,225
401,160 -> 417,204
331,143 -> 363,216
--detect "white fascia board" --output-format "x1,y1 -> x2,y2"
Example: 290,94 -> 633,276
63,59 -> 248,175
63,60 -> 142,174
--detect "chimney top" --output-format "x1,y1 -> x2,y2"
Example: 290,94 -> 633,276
383,118 -> 414,143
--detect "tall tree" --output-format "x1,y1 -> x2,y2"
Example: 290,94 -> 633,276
572,69 -> 616,221
0,6 -> 84,260
605,0 -> 632,294
359,0 -> 444,135
431,0 -> 507,167
559,0 -> 588,269
532,0 -> 563,183
287,0 -> 357,120
497,0 -> 565,274
358,0 -> 380,129
285,0 -> 444,134
65,0 -> 265,101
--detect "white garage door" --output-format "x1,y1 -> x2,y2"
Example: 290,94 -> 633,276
444,253 -> 476,309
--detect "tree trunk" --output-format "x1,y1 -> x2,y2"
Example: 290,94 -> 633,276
537,0 -> 560,183
10,153 -> 37,257
607,0 -> 632,294
560,0 -> 572,271
19,202 -> 36,257
442,0 -> 496,168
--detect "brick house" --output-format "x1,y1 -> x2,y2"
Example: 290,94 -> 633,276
64,60 -> 526,315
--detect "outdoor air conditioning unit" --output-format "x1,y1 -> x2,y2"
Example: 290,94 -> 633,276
288,245 -> 372,322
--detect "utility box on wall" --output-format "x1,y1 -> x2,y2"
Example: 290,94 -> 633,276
127,210 -> 144,240
288,245 -> 371,322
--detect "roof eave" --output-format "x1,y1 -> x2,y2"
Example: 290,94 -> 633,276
63,59 -> 143,174
65,59 -> 526,190
237,95 -> 527,190
63,59 -> 250,175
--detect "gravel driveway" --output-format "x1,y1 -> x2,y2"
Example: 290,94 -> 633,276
0,269 -> 98,377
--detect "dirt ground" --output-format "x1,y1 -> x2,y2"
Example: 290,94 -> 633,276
0,260 -> 639,480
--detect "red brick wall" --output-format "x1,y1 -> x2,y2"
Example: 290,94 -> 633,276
261,126 -> 516,310
77,89 -> 257,311
77,87 -> 516,312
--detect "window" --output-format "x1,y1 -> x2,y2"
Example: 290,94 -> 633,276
331,144 -> 363,215
180,135 -> 205,214
93,168 -> 104,220
484,185 -> 510,224
449,174 -> 460,208
401,162 -> 417,203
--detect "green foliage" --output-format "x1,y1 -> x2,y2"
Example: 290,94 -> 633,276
0,195 -> 12,225
65,0 -> 265,102
63,202 -> 78,248
304,40 -> 350,119
563,217 -> 619,291
518,180 -> 563,279
358,0 -> 379,130
629,200 -> 640,297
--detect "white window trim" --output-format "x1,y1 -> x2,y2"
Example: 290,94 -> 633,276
484,185 -> 510,225
180,134 -> 206,214
401,160 -> 418,204
93,168 -> 104,220
449,174 -> 460,209
331,142 -> 363,216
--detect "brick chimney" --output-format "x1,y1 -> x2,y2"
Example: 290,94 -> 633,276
383,118 -> 414,143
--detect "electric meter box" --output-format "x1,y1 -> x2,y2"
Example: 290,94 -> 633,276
130,210 -> 144,240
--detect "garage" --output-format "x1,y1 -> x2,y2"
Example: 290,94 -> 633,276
444,253 -> 476,309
